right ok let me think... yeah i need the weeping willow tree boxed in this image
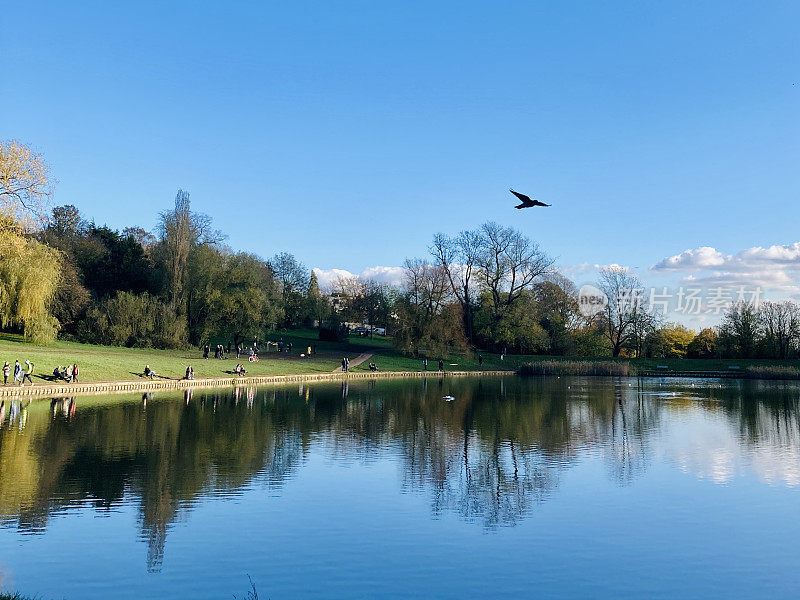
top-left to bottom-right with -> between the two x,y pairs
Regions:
0,215 -> 62,342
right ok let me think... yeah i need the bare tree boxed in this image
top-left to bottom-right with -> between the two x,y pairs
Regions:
718,301 -> 761,358
596,267 -> 650,357
123,226 -> 156,250
270,252 -> 309,302
404,258 -> 451,319
476,221 -> 554,342
760,301 -> 800,359
430,229 -> 482,343
332,274 -> 367,323
394,258 -> 460,356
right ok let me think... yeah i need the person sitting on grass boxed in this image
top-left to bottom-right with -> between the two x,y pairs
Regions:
184,365 -> 194,380
144,365 -> 157,379
54,365 -> 71,382
234,364 -> 247,376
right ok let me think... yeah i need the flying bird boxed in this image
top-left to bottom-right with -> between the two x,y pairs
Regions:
510,189 -> 550,209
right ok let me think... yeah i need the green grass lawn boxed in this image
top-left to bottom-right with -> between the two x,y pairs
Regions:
2,329 -> 798,385
352,351 -> 530,373
0,331 -> 345,384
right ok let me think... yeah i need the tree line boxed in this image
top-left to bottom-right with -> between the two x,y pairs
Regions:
2,140 -> 796,359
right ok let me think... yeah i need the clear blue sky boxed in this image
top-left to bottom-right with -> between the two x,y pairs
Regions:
3,1 -> 799,290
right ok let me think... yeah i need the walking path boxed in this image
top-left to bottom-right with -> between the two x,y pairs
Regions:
332,352 -> 374,373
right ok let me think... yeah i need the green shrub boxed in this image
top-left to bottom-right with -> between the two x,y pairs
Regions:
76,291 -> 186,348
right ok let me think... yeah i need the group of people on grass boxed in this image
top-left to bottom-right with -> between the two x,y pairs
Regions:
2,360 -> 37,386
203,341 -> 266,362
144,363 -> 250,380
2,360 -> 81,387
53,363 -> 80,382
203,343 -> 231,360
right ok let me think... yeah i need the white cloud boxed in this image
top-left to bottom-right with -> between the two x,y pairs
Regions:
734,242 -> 800,266
359,266 -> 406,286
651,241 -> 800,297
651,247 -> 726,271
313,266 -> 406,291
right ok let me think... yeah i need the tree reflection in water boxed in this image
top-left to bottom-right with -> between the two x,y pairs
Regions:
0,376 -> 798,570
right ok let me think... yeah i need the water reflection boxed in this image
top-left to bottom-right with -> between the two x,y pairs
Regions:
0,376 -> 798,571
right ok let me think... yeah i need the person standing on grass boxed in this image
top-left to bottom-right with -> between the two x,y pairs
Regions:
13,360 -> 23,385
438,359 -> 444,372
422,358 -> 428,371
72,363 -> 79,383
22,360 -> 35,386
478,354 -> 483,367
203,344 -> 210,359
3,361 -> 9,385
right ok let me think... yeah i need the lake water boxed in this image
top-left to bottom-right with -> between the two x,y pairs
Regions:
0,376 -> 799,599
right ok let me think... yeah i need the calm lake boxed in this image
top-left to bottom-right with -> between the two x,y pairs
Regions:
1,376 -> 798,599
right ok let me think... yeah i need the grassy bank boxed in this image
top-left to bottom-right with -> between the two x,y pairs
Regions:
518,356 -> 800,379
3,330 -> 800,386
0,330 -> 518,385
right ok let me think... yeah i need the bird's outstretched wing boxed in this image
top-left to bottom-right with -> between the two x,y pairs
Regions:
531,200 -> 550,207
509,189 -> 532,203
